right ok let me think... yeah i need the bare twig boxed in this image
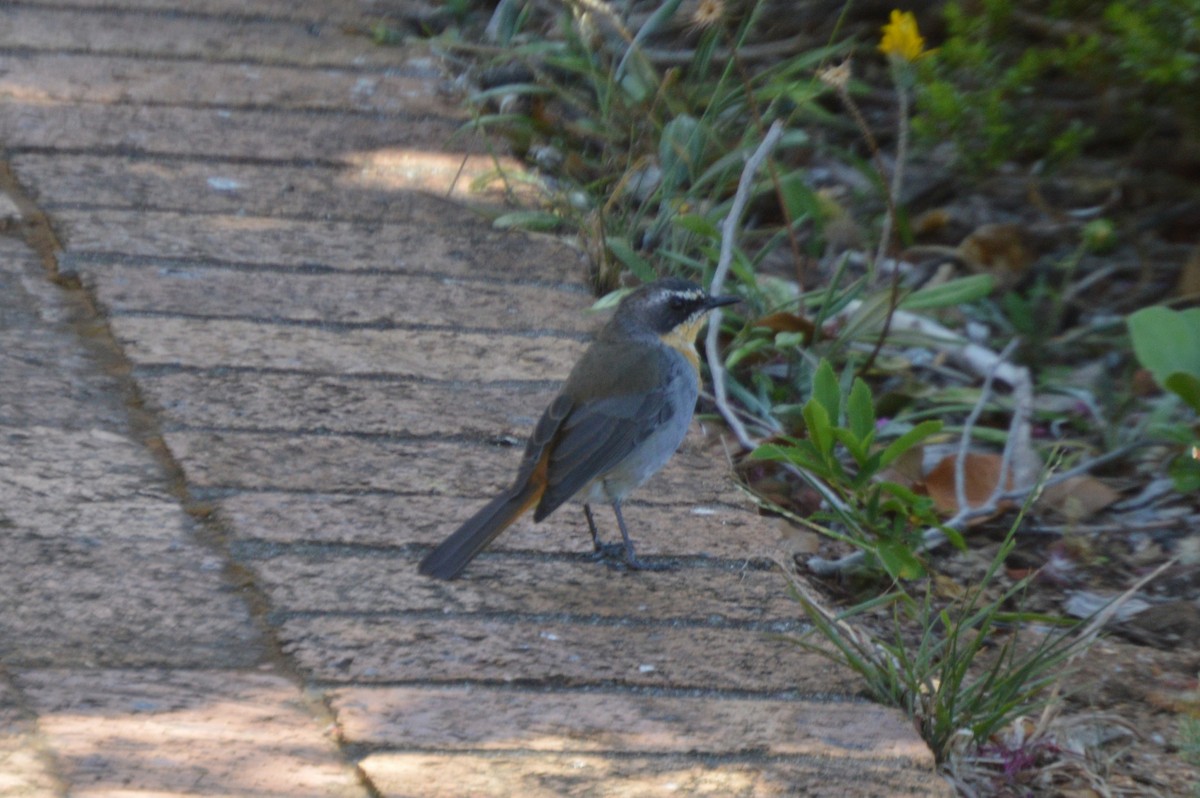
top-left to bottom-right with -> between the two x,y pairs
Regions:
705,119 -> 786,452
873,67 -> 909,271
955,339 -> 1021,514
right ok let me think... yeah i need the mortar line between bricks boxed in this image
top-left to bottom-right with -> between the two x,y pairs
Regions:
188,484 -> 750,513
107,308 -> 592,340
6,91 -> 459,121
46,201 -> 510,227
131,362 -> 563,390
162,423 -> 528,444
66,251 -> 591,292
270,607 -> 806,634
0,45 -> 433,75
0,153 -> 386,796
341,745 -> 905,766
0,42 -> 440,77
8,0 -> 369,26
228,538 -> 766,562
10,145 -> 350,168
311,679 -> 863,704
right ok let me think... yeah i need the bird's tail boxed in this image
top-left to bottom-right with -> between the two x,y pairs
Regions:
417,481 -> 543,580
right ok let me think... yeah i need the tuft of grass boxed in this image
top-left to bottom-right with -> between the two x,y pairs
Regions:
777,505 -> 1085,766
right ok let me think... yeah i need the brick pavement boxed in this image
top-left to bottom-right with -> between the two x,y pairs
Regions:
0,2 -> 949,794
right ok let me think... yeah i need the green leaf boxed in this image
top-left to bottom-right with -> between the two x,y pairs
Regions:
724,337 -> 771,370
832,426 -> 870,467
878,420 -> 943,468
802,398 -> 834,462
1127,306 -> 1200,388
492,211 -> 562,232
940,524 -> 967,551
1165,372 -> 1200,414
750,440 -> 826,474
811,360 -> 841,427
748,442 -> 793,462
777,171 -> 821,222
468,83 -> 554,105
1168,453 -> 1200,493
774,331 -> 807,349
660,114 -> 704,185
672,213 -> 720,239
590,287 -> 630,312
900,274 -> 996,310
847,379 -> 876,443
606,238 -> 657,283
876,539 -> 925,580
877,480 -> 924,507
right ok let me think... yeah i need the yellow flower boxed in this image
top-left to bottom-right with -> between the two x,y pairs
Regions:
878,10 -> 925,62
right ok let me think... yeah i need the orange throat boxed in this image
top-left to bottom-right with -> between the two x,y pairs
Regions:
660,314 -> 710,378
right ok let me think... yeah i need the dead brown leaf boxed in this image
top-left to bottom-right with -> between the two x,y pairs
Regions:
923,451 -> 1014,520
957,223 -> 1032,289
1040,475 -> 1121,522
754,310 -> 814,338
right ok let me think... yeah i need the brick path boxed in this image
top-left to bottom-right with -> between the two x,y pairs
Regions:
0,2 -> 948,795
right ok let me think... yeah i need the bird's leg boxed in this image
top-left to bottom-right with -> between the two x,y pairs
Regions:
583,503 -> 603,552
611,502 -> 673,572
583,503 -> 626,560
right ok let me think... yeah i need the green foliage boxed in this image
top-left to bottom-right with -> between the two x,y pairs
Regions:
751,360 -> 954,580
912,0 -> 1200,171
1128,306 -> 1200,491
457,0 -> 846,298
1128,306 -> 1200,412
1103,0 -> 1200,85
784,516 -> 1085,762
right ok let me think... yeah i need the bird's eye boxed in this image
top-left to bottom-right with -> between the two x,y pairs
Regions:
668,295 -> 687,310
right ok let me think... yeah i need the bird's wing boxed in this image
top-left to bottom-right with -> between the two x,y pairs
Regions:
533,381 -> 675,519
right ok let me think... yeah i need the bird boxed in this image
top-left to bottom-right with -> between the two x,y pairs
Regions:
418,277 -> 739,580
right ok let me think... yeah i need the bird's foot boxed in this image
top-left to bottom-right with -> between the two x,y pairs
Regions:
591,542 -> 674,572
591,541 -> 628,561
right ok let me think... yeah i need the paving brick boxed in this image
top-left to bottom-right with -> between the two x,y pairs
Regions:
0,5 -> 400,67
89,261 -> 594,333
216,490 -> 775,560
0,102 -> 474,161
0,423 -> 171,502
0,425 -> 260,668
0,676 -> 58,797
330,685 -> 933,763
137,371 -> 559,438
0,528 -> 260,668
111,317 -> 585,380
357,751 -> 949,798
0,242 -> 128,430
161,431 -> 744,508
16,669 -> 367,797
13,154 -> 526,219
0,331 -> 128,430
14,0 -> 378,20
56,210 -> 583,282
249,552 -> 797,621
279,614 -> 850,693
0,53 -> 446,112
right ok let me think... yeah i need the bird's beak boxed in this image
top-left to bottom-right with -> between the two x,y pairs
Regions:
705,293 -> 740,310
